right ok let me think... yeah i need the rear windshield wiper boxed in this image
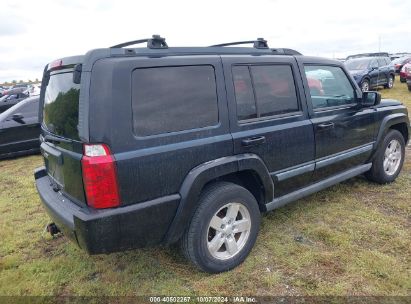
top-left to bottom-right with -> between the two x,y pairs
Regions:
43,134 -> 72,144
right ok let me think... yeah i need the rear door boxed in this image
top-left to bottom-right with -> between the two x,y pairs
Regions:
40,64 -> 87,206
223,56 -> 315,198
377,58 -> 388,84
298,60 -> 376,182
368,58 -> 380,87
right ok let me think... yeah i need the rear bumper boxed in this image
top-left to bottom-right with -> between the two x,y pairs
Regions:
35,167 -> 180,254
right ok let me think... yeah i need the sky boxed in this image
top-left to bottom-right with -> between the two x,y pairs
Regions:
1,0 -> 410,83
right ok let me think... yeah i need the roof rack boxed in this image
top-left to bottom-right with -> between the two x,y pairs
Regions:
210,38 -> 269,49
111,35 -> 168,49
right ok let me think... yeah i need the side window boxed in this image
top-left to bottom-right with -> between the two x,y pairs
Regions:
377,58 -> 386,67
232,64 -> 299,121
6,100 -> 39,121
232,66 -> 257,120
304,65 -> 356,109
132,65 -> 218,136
20,100 -> 39,117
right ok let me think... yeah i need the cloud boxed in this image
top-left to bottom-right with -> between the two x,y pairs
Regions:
0,0 -> 411,82
0,18 -> 27,36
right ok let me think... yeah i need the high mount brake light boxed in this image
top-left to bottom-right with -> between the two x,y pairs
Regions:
81,144 -> 120,209
49,59 -> 63,70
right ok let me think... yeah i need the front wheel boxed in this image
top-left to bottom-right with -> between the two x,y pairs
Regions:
365,130 -> 405,184
180,182 -> 261,273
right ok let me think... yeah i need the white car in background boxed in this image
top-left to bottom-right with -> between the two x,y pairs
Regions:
25,84 -> 41,96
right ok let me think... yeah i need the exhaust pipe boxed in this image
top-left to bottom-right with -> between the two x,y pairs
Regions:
46,223 -> 61,236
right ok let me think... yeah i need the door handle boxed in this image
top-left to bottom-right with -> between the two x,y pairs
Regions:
317,122 -> 334,130
241,136 -> 266,147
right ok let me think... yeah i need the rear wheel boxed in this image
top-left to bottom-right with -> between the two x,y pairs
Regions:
361,79 -> 370,92
384,75 -> 394,89
180,182 -> 261,273
365,130 -> 405,184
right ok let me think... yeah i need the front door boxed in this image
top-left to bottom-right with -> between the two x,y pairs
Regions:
223,56 -> 315,198
0,98 -> 39,155
300,62 -> 376,182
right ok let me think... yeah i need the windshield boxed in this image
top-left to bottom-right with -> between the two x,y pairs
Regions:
43,72 -> 80,140
345,58 -> 371,70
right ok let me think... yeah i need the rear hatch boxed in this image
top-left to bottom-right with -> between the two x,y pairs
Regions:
40,58 -> 87,206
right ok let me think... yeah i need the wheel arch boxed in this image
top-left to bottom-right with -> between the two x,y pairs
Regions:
375,114 -> 410,150
163,154 -> 273,244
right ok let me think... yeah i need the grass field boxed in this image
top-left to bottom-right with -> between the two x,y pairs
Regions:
0,82 -> 410,296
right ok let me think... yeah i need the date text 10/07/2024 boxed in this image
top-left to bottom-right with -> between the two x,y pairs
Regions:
149,296 -> 257,303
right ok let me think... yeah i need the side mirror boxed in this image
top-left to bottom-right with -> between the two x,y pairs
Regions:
361,91 -> 381,107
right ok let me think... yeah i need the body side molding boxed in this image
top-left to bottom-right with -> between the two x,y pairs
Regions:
266,163 -> 372,211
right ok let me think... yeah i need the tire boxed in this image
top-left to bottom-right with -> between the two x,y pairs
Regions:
365,129 -> 405,184
384,75 -> 394,89
408,84 -> 411,91
361,79 -> 370,92
180,182 -> 261,273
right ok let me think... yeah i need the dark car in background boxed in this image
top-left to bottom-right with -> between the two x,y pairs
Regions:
0,92 -> 29,113
0,96 -> 40,159
345,57 -> 395,91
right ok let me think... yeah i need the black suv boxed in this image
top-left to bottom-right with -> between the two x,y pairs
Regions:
35,36 -> 410,273
344,56 -> 395,92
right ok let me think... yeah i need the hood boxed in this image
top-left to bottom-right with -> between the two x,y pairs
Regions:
376,99 -> 402,108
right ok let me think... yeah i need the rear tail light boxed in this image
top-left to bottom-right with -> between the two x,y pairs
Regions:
81,144 -> 120,209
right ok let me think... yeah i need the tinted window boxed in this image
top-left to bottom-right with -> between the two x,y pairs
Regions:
20,99 -> 39,117
378,58 -> 386,67
304,65 -> 356,109
251,65 -> 299,117
43,72 -> 80,140
345,58 -> 371,70
232,65 -> 299,121
232,66 -> 257,120
132,65 -> 218,136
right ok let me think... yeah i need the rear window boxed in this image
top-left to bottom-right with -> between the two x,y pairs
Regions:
132,65 -> 218,136
43,72 -> 80,140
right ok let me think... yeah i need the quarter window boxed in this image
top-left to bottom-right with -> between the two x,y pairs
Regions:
132,65 -> 218,136
232,65 -> 299,121
304,65 -> 356,109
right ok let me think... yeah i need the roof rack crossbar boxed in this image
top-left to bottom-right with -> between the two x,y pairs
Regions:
210,38 -> 269,49
110,35 -> 168,49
